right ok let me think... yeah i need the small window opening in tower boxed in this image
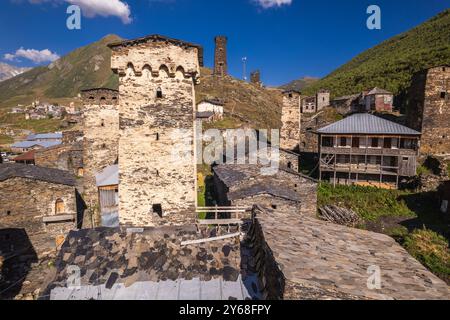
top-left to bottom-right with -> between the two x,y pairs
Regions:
287,162 -> 292,169
156,87 -> 163,99
101,120 -> 105,127
156,133 -> 160,141
289,93 -> 293,98
440,91 -> 446,99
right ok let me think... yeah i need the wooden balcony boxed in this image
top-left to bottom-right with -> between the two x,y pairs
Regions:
320,146 -> 417,157
320,163 -> 400,176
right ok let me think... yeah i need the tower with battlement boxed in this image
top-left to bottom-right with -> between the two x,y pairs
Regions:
250,70 -> 262,87
109,35 -> 201,226
214,36 -> 228,77
316,89 -> 330,111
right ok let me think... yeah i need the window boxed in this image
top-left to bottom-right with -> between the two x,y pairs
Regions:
443,67 -> 446,72
271,204 -> 278,210
156,87 -> 163,99
289,93 -> 293,98
352,137 -> 360,148
287,162 -> 292,169
156,133 -> 160,141
6,211 -> 11,216
101,120 -> 105,127
383,138 -> 392,149
55,199 -> 64,215
440,92 -> 446,99
101,143 -> 106,149
339,137 -> 347,147
152,204 -> 163,218
371,138 -> 379,148
322,137 -> 333,147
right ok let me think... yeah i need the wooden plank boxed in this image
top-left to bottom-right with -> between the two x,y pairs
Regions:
181,232 -> 242,246
43,214 -> 75,223
196,219 -> 243,225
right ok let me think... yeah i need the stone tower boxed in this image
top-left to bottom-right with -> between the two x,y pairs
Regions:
250,70 -> 262,87
406,66 -> 450,157
108,35 -> 201,227
214,36 -> 228,77
316,89 -> 330,112
81,88 -> 119,225
280,90 -> 302,151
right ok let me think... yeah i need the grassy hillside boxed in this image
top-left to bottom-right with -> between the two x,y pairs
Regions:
0,34 -> 121,109
197,67 -> 283,129
279,76 -> 319,92
301,9 -> 450,101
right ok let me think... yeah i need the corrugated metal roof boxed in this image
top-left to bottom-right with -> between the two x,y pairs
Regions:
96,165 -> 119,187
11,140 -> 62,148
317,113 -> 421,135
27,133 -> 63,140
50,276 -> 255,300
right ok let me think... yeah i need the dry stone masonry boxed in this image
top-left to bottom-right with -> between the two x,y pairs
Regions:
407,66 -> 450,158
81,88 -> 120,225
214,36 -> 228,77
109,35 -> 202,226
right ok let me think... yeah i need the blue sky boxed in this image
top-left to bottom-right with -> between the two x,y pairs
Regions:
0,0 -> 448,85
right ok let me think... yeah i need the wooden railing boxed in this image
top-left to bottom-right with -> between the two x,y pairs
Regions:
195,206 -> 251,235
320,146 -> 417,156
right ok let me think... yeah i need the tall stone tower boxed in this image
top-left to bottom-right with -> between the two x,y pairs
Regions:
316,89 -> 330,112
250,70 -> 262,87
279,90 -> 301,172
214,36 -> 228,77
109,35 -> 201,227
81,88 -> 119,226
406,66 -> 450,157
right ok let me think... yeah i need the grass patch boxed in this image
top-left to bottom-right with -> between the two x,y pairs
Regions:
417,165 -> 432,176
0,113 -> 63,133
318,182 -> 416,221
0,134 -> 13,145
404,229 -> 450,284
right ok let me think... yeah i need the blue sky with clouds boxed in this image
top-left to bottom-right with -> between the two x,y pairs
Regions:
0,0 -> 448,85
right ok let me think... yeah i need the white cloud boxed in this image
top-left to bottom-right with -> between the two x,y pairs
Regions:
4,48 -> 60,63
254,0 -> 292,9
66,0 -> 132,24
13,0 -> 132,24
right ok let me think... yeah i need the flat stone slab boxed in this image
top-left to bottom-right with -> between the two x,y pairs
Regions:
256,210 -> 450,300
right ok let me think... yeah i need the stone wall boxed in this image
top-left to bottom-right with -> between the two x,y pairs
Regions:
316,90 -> 330,111
280,91 -> 301,151
279,149 -> 299,172
0,178 -> 76,254
62,130 -> 83,144
81,88 -> 119,225
245,206 -> 450,300
110,37 -> 200,226
35,143 -> 83,177
407,66 -> 450,157
214,36 -> 228,77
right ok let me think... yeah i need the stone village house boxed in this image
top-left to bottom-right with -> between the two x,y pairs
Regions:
0,164 -> 78,255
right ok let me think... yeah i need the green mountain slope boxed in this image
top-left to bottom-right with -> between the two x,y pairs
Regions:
301,9 -> 450,101
279,76 -> 319,92
0,34 -> 121,109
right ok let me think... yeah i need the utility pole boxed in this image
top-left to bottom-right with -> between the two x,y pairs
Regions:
242,57 -> 247,81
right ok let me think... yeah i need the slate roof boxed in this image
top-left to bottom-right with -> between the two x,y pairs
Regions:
44,226 -> 259,300
198,98 -> 225,106
196,111 -> 214,119
0,163 -> 75,186
96,165 -> 119,187
11,140 -> 62,149
316,113 -> 421,136
228,183 -> 301,202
